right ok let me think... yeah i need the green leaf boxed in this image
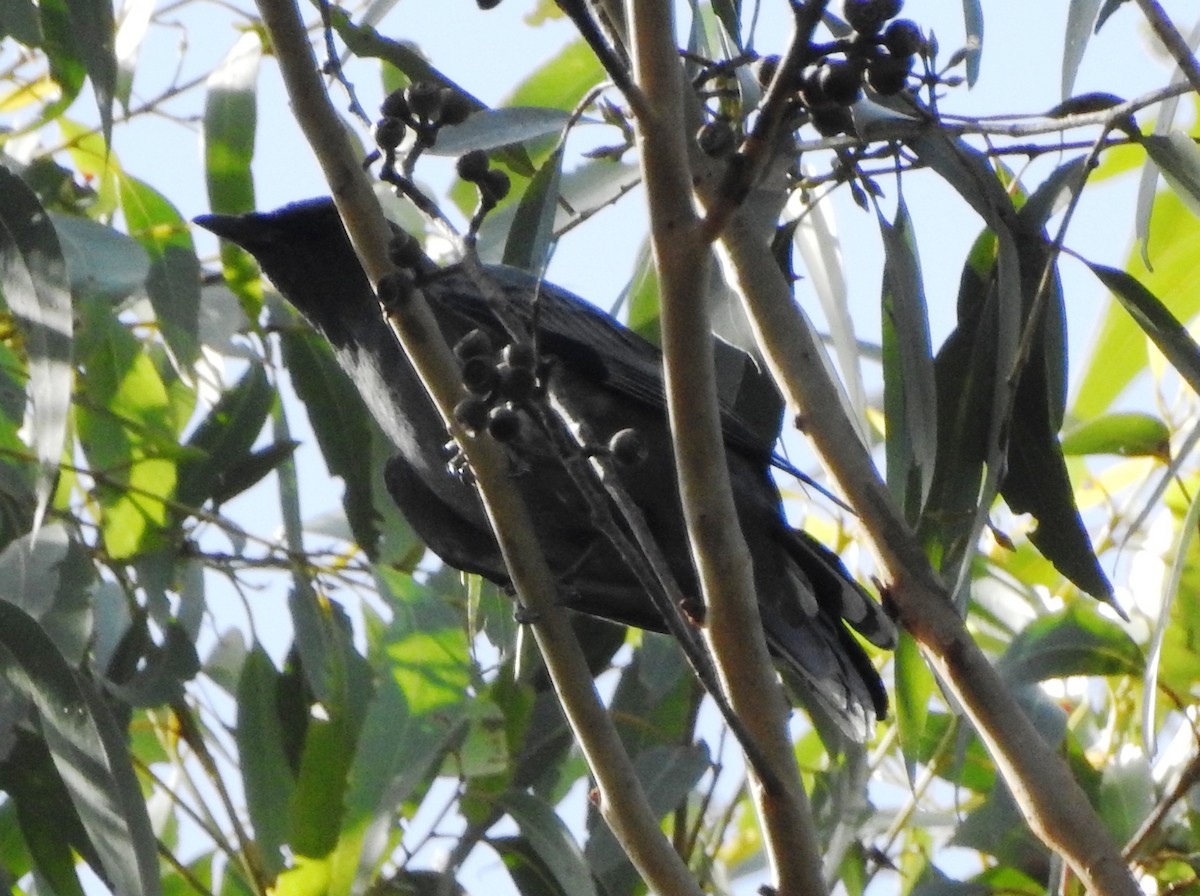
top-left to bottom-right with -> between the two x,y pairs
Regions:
286,593 -> 374,859
1073,190 -> 1200,416
237,648 -> 296,877
998,603 -> 1143,684
281,328 -> 387,557
0,601 -> 161,896
1097,758 -> 1154,845
325,572 -> 470,896
894,630 -> 935,778
586,744 -> 709,893
0,730 -> 91,896
50,213 -> 150,303
432,108 -> 576,157
879,197 -> 936,518
1061,412 -> 1170,459
0,168 -> 73,528
204,32 -> 261,216
0,524 -> 94,663
503,146 -> 564,272
492,835 -> 576,896
37,0 -> 88,131
501,791 -> 598,896
119,176 -> 202,370
1083,258 -> 1200,400
63,0 -> 116,143
76,302 -> 178,559
1142,132 -> 1200,218
175,364 -> 274,511
507,37 -> 606,113
0,0 -> 42,45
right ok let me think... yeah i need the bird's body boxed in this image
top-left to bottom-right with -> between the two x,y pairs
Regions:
197,198 -> 893,739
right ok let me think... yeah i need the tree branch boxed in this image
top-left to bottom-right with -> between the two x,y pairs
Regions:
626,2 -> 827,895
699,148 -> 1141,896
250,1 -> 703,893
1133,0 -> 1200,96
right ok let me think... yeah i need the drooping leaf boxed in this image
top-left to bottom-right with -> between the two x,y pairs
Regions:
1061,0 -> 1104,99
286,592 -> 375,860
960,0 -> 984,87
62,0 -> 116,142
281,328 -> 385,556
75,301 -> 178,559
236,647 -> 297,878
998,603 -> 1143,683
501,790 -> 599,896
1141,131 -> 1200,218
879,196 -> 936,518
175,364 -> 274,511
0,601 -> 161,896
325,570 -> 470,896
119,176 -> 202,370
795,186 -> 867,425
0,168 -> 72,530
894,630 -> 936,778
0,729 -> 93,896
1083,258 -> 1200,400
504,146 -> 564,273
204,31 -> 261,216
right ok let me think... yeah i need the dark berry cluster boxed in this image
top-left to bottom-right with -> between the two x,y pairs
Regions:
456,149 -> 511,209
375,80 -> 473,154
451,330 -> 538,443
754,0 -> 925,137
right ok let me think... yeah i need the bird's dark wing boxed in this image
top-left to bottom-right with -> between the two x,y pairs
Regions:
195,197 -> 894,741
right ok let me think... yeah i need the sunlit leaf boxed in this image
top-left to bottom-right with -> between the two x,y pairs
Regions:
1061,412 -> 1170,459
204,31 -> 261,216
0,169 -> 72,531
119,176 -> 201,370
998,603 -> 1142,683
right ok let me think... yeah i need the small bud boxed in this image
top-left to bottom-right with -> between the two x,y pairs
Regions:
487,403 -> 521,442
456,149 -> 491,183
376,269 -> 414,311
388,230 -> 426,270
501,342 -> 536,371
439,89 -> 472,126
608,429 -> 647,468
380,88 -> 409,120
882,19 -> 924,58
453,329 -> 494,361
866,52 -> 911,95
696,119 -> 736,157
496,361 -> 536,402
373,117 -> 406,151
405,80 -> 444,122
751,54 -> 780,89
454,396 -> 490,435
461,356 -> 498,396
480,169 -> 511,204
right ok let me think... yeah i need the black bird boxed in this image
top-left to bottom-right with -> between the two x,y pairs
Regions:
196,198 -> 893,739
